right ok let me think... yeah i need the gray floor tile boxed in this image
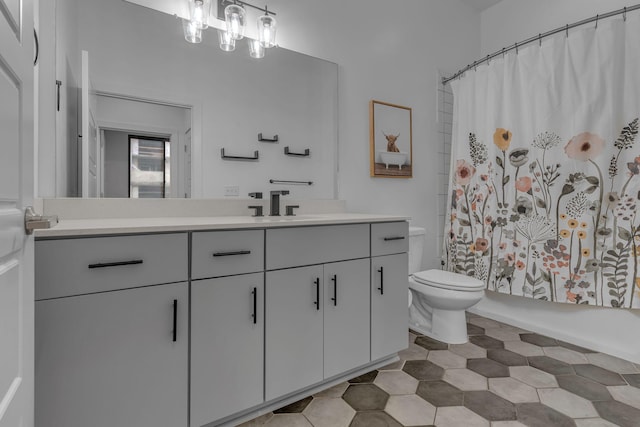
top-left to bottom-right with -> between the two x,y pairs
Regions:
349,411 -> 402,427
468,358 -> 511,378
342,384 -> 389,411
623,373 -> 640,388
557,340 -> 598,354
487,349 -> 529,366
415,336 -> 448,351
302,397 -> 355,427
384,394 -> 436,426
469,335 -> 506,349
537,388 -> 599,418
573,364 -> 627,386
488,377 -> 539,403
515,402 -> 577,427
403,360 -> 445,381
416,380 -> 464,407
434,406 -> 490,427
463,390 -> 517,421
373,370 -> 419,395
348,370 -> 378,384
449,342 -> 487,359
543,346 -> 589,365
528,356 -> 575,376
593,400 -> 640,427
607,385 -> 640,410
274,396 -> 313,413
467,323 -> 486,335
556,374 -> 612,402
520,333 -> 558,347
427,350 -> 467,369
586,353 -> 639,374
443,368 -> 488,391
264,413 -> 313,426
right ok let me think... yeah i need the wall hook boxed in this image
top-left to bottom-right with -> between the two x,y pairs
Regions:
473,60 -> 477,71
595,14 -> 599,28
539,33 -> 542,46
566,24 -> 569,37
486,54 -> 490,65
502,47 -> 505,58
624,7 -> 627,22
515,42 -> 518,55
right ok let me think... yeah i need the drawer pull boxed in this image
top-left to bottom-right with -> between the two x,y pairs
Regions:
172,299 -> 178,342
88,259 -> 143,269
251,287 -> 257,324
377,267 -> 384,295
314,278 -> 320,311
331,274 -> 337,306
212,250 -> 251,257
384,236 -> 405,241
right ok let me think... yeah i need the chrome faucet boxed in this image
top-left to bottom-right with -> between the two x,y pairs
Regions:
270,190 -> 289,216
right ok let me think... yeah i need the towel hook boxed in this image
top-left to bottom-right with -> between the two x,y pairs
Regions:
624,7 -> 627,22
502,47 -> 506,58
539,33 -> 542,46
595,14 -> 599,29
486,54 -> 490,65
473,60 -> 477,71
565,24 -> 569,37
515,42 -> 518,55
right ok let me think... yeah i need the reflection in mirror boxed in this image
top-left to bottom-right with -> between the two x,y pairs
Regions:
44,0 -> 338,199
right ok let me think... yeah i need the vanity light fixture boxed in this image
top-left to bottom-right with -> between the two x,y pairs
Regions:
183,19 -> 203,43
257,7 -> 276,48
218,29 -> 236,51
189,0 -> 212,29
248,38 -> 265,58
224,2 -> 246,40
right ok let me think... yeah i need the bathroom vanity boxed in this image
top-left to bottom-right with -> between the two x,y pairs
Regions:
34,213 -> 409,427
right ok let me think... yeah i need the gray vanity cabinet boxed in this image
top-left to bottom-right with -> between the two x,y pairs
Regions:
34,233 -> 189,427
190,273 -> 264,427
265,258 -> 371,400
371,252 -> 409,361
35,282 -> 189,427
265,265 -> 325,400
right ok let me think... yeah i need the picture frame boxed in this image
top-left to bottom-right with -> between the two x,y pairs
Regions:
369,100 -> 413,178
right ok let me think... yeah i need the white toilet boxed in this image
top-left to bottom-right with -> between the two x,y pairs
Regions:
408,227 -> 485,344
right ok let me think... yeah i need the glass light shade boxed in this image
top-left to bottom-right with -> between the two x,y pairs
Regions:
248,38 -> 265,59
189,0 -> 211,29
182,19 -> 202,43
218,30 -> 236,52
224,4 -> 246,40
257,14 -> 277,48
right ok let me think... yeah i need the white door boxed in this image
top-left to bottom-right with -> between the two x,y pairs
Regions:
0,0 -> 35,426
80,50 -> 98,197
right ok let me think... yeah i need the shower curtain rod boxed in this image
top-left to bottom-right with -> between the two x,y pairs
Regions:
442,3 -> 640,85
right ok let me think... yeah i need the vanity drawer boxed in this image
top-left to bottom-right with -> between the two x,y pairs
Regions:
191,230 -> 264,279
371,222 -> 409,256
35,233 -> 188,300
266,224 -> 369,270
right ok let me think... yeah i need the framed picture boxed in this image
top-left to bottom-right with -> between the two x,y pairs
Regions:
369,100 -> 413,178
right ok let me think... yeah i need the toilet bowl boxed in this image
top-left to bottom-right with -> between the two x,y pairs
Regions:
408,227 -> 485,344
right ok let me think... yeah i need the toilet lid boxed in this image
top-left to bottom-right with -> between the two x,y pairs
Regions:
412,269 -> 485,291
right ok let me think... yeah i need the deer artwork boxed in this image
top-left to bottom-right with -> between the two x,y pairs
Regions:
383,132 -> 400,152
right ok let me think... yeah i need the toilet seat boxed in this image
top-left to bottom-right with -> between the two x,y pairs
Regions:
412,269 -> 484,292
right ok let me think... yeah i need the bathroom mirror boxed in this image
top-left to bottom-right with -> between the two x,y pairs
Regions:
45,0 -> 338,199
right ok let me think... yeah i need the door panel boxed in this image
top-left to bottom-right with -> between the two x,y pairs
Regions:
265,266 -> 323,401
0,0 -> 34,425
323,259 -> 370,378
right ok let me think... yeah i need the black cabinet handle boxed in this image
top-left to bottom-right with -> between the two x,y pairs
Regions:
377,267 -> 384,295
172,299 -> 178,342
314,278 -> 320,310
88,259 -> 143,269
384,236 -> 406,241
331,274 -> 337,306
251,287 -> 257,324
213,250 -> 251,257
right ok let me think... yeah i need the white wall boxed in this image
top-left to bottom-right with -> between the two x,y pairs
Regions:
102,130 -> 129,198
269,0 -> 482,269
477,0 -> 640,363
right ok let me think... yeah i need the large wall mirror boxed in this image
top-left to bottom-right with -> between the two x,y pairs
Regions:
41,0 -> 338,199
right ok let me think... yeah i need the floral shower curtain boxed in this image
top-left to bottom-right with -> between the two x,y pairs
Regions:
445,13 -> 640,309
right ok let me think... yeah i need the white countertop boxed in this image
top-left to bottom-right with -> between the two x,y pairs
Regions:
34,213 -> 410,238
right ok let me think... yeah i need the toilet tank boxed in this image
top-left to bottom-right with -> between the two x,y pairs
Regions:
408,227 -> 426,274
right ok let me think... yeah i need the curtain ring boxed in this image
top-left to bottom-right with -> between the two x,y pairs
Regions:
595,14 -> 599,29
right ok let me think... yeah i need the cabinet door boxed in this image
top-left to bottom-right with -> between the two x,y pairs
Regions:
35,282 -> 188,427
371,253 -> 409,360
191,273 -> 264,426
265,265 -> 324,400
323,259 -> 371,378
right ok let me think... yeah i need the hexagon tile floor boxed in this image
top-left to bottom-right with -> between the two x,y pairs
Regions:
240,312 -> 640,427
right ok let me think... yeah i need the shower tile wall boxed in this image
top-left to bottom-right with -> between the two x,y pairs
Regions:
437,73 -> 454,263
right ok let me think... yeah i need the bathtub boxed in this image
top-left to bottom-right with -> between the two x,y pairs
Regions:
378,151 -> 409,170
